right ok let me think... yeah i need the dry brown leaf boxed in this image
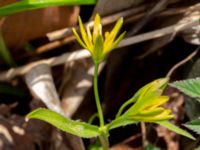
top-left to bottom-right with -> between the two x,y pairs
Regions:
0,0 -> 79,50
60,59 -> 93,118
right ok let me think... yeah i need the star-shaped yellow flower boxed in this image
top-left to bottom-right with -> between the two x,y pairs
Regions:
72,14 -> 126,63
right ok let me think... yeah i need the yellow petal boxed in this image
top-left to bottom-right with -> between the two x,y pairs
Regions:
132,109 -> 174,122
147,96 -> 170,109
104,17 -> 123,49
104,31 -> 126,54
78,16 -> 93,52
93,14 -> 102,44
139,107 -> 164,115
105,32 -> 109,38
72,28 -> 87,49
86,25 -> 92,44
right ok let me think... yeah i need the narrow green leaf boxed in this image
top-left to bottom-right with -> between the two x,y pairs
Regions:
156,121 -> 195,140
27,108 -> 100,138
185,119 -> 200,135
170,78 -> 200,102
0,0 -> 96,16
0,32 -> 16,67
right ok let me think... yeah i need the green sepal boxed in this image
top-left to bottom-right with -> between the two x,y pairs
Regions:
93,35 -> 104,63
26,108 -> 100,138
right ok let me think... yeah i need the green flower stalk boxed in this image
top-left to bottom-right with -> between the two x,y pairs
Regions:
72,13 -> 126,126
72,14 -> 126,149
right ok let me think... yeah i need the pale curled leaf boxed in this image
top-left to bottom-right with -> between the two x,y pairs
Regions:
27,108 -> 100,138
170,78 -> 200,102
156,121 -> 195,140
185,119 -> 200,135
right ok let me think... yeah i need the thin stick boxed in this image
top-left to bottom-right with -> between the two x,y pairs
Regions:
127,0 -> 168,36
0,19 -> 198,81
117,19 -> 199,48
141,122 -> 147,148
0,49 -> 90,81
47,5 -> 146,41
166,47 -> 200,78
37,6 -> 196,54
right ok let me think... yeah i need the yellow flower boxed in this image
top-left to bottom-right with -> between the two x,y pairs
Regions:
72,14 -> 126,63
124,78 -> 174,122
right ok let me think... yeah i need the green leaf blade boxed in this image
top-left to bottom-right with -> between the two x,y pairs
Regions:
27,108 -> 100,138
185,119 -> 200,135
156,121 -> 195,140
0,0 -> 96,16
170,78 -> 200,102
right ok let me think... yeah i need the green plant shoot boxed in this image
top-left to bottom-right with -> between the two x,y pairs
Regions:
27,14 -> 195,150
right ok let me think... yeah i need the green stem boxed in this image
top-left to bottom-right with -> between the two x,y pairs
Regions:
93,62 -> 109,150
93,62 -> 104,127
99,134 -> 109,150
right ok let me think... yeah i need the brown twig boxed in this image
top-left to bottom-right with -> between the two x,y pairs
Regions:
166,47 -> 200,78
37,6 -> 194,54
127,0 -> 169,36
0,16 -> 198,81
117,19 -> 199,48
141,122 -> 147,148
47,5 -> 146,41
0,49 -> 90,81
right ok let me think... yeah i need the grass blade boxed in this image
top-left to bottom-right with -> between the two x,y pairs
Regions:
0,0 -> 97,16
0,32 -> 16,67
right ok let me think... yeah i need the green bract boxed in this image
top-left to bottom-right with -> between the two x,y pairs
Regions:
72,14 -> 126,63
